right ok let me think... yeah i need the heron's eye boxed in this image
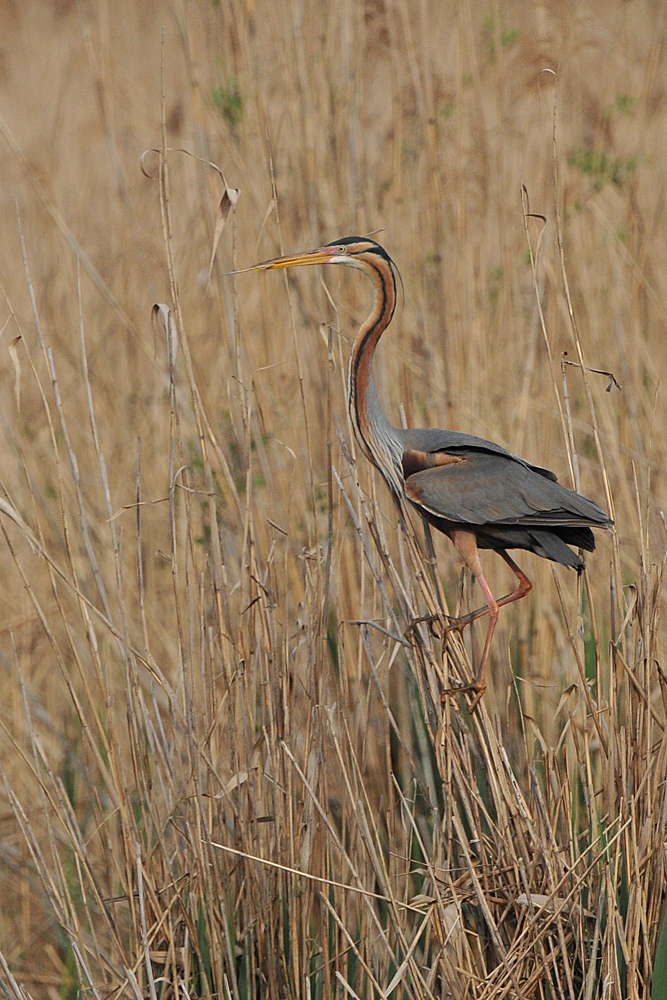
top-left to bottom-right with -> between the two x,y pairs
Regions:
337,245 -> 347,254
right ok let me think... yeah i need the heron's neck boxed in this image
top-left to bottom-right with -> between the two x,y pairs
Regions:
348,260 -> 403,492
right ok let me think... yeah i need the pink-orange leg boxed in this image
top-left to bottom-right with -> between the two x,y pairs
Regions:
406,553 -> 532,638
455,551 -> 532,630
433,533 -> 533,711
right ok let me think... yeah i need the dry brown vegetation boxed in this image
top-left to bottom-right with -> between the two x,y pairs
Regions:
0,1 -> 666,997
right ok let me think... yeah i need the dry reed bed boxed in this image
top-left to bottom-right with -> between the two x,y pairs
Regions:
0,2 -> 666,998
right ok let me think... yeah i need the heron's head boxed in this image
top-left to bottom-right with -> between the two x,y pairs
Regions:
250,236 -> 394,274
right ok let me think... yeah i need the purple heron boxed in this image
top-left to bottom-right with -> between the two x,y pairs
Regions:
250,237 -> 612,708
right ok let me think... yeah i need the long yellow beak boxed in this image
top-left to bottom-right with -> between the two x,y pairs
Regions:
227,246 -> 333,276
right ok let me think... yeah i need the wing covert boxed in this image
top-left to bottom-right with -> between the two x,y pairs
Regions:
403,451 -> 609,527
400,428 -> 558,481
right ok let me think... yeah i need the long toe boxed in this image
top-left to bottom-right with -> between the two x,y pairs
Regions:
468,680 -> 487,712
404,614 -> 435,639
445,616 -> 470,635
441,681 -> 487,711
406,612 -> 473,640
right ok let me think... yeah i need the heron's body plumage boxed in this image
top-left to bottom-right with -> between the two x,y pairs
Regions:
396,428 -> 609,570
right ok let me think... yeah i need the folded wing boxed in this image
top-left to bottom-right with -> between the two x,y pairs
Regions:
403,451 -> 610,529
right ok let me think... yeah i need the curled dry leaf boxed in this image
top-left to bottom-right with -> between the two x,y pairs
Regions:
517,892 -> 595,921
408,893 -> 435,908
8,335 -> 20,413
224,770 -> 249,795
151,303 -> 178,364
208,185 -> 240,283
139,145 -> 240,284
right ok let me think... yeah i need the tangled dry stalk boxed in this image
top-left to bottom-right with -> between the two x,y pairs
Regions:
0,2 -> 666,998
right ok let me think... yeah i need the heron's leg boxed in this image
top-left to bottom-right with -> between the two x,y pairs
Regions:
448,548 -> 533,710
446,532 -> 498,709
454,550 -> 532,628
433,531 -> 498,709
408,549 -> 532,638
467,569 -> 500,710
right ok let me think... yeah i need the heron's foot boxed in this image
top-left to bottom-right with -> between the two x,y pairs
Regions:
441,678 -> 487,713
404,612 -> 470,641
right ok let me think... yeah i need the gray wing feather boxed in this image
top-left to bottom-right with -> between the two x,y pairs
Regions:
400,427 -> 559,481
405,452 -> 610,527
529,530 -> 586,567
